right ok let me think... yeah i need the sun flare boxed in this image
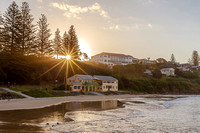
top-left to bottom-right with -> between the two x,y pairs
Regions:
65,55 -> 71,60
79,38 -> 91,57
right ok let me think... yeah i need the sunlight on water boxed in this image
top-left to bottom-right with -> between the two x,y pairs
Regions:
1,96 -> 200,132
52,96 -> 200,133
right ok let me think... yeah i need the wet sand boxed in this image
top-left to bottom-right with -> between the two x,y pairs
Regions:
0,94 -> 135,111
0,100 -> 123,133
0,95 -> 196,133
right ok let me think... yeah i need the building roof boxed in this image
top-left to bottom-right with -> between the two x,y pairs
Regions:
75,74 -> 93,80
93,75 -> 117,81
92,52 -> 134,58
161,68 -> 175,71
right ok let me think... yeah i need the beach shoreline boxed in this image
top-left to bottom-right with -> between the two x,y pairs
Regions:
0,94 -> 191,111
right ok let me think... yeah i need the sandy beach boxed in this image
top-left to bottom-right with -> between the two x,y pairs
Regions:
0,94 -> 135,111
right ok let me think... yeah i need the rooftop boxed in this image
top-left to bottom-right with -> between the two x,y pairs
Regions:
161,68 -> 175,70
72,74 -> 118,81
75,74 -> 93,80
92,52 -> 134,58
93,75 -> 117,81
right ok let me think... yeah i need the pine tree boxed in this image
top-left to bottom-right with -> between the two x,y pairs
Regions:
68,25 -> 80,59
83,52 -> 89,60
62,31 -> 69,56
0,13 -> 9,53
19,2 -> 36,55
36,14 -> 52,57
54,28 -> 62,59
3,1 -> 22,54
192,50 -> 199,66
170,53 -> 176,63
0,12 -> 4,51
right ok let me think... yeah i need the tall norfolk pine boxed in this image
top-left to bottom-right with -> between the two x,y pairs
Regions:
36,14 -> 52,57
54,28 -> 62,59
3,1 -> 21,54
192,50 -> 199,66
20,2 -> 36,55
61,25 -> 81,60
67,25 -> 80,59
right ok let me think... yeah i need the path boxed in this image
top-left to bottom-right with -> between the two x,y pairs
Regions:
0,87 -> 34,99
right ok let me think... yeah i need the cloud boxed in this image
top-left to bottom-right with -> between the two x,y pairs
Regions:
37,0 -> 43,3
109,25 -> 119,30
148,24 -> 153,29
51,2 -> 109,19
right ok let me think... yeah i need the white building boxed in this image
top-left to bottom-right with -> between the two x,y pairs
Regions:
93,75 -> 118,92
67,74 -> 118,92
91,52 -> 138,67
144,69 -> 153,76
160,68 -> 175,76
177,63 -> 191,72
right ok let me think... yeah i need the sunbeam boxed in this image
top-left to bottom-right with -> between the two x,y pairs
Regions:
71,59 -> 88,75
37,59 -> 65,79
69,60 -> 75,75
65,60 -> 69,92
55,60 -> 66,80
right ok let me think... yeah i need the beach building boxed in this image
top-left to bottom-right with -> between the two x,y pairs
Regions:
160,68 -> 175,76
93,75 -> 118,92
67,75 -> 98,92
67,74 -> 118,92
90,52 -> 138,67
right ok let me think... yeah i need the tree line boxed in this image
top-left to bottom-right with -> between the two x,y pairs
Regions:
169,51 -> 199,66
0,1 -> 88,59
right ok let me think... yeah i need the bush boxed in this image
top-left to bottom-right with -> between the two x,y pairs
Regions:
23,89 -> 53,98
152,69 -> 162,79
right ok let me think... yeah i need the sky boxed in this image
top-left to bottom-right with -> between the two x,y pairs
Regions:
1,0 -> 200,63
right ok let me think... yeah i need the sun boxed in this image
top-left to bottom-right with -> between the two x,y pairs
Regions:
65,55 -> 71,60
79,38 -> 91,57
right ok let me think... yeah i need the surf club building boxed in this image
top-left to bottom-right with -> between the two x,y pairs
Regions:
90,52 -> 138,68
67,74 -> 118,92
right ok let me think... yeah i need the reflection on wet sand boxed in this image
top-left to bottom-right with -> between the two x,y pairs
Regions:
0,100 -> 122,133
65,100 -> 120,111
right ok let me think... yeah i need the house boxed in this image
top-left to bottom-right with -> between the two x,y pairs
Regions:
160,68 -> 175,76
67,74 -> 118,92
177,63 -> 191,71
67,75 -> 98,92
191,66 -> 200,71
144,69 -> 153,76
139,59 -> 156,65
90,52 -> 138,68
93,75 -> 118,92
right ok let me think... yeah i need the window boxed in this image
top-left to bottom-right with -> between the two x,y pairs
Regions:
78,86 -> 80,89
82,86 -> 84,90
74,86 -> 77,89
